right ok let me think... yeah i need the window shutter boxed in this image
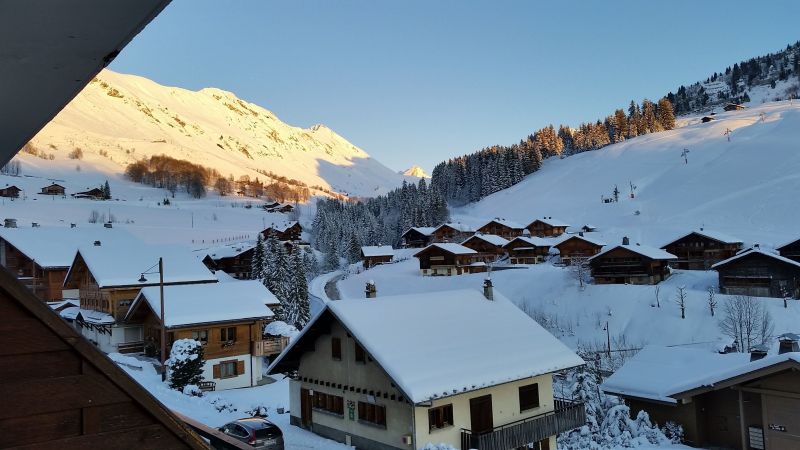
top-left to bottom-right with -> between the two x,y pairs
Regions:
213,364 -> 221,379
236,360 -> 245,375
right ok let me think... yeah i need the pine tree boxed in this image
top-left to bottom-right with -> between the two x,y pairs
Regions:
102,180 -> 111,200
656,97 -> 676,130
166,339 -> 204,391
251,234 -> 266,280
290,247 -> 311,328
274,244 -> 292,305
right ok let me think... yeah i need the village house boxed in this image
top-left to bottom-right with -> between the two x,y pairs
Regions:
504,236 -> 553,264
0,184 -> 21,198
262,221 -> 302,241
264,202 -> 295,214
461,234 -> 509,263
430,222 -> 475,244
660,229 -> 743,270
554,234 -> 606,266
723,103 -> 747,111
199,242 -> 255,280
400,226 -> 436,248
361,245 -> 394,269
72,186 -> 106,200
124,280 -> 279,390
712,247 -> 800,298
62,242 -> 218,354
525,217 -> 570,238
414,243 -> 478,276
39,182 -> 66,195
602,339 -> 800,450
701,116 -> 715,123
267,286 -> 586,450
589,238 -> 676,285
776,237 -> 800,263
476,219 -> 525,240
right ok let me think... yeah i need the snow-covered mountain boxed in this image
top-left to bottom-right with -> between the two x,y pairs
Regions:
401,165 -> 429,178
26,69 -> 406,198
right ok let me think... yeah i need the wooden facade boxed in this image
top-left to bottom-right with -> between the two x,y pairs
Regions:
0,237 -> 68,301
777,238 -> 800,263
723,103 -> 746,111
361,253 -> 393,269
414,245 -> 477,276
40,182 -> 65,195
661,231 -> 742,270
203,247 -> 254,280
73,187 -> 106,200
554,235 -> 604,266
525,219 -> 568,238
431,224 -> 474,244
401,227 -> 434,248
0,267 -> 208,449
461,236 -> 507,263
504,238 -> 551,264
476,220 -> 523,240
262,222 -> 302,241
0,185 -> 21,198
713,250 -> 800,298
590,246 -> 673,285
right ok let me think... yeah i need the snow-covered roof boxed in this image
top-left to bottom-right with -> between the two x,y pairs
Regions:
265,221 -> 299,233
661,229 -> 743,248
0,225 -> 137,269
269,289 -> 583,403
60,307 -> 115,325
68,242 -> 218,288
479,218 -> 525,230
128,280 -> 275,327
590,244 -> 676,261
434,222 -> 475,233
403,226 -> 437,237
505,236 -> 554,248
264,320 -> 299,339
776,237 -> 800,250
361,245 -> 394,258
528,217 -> 570,228
196,241 -> 255,260
555,234 -> 607,248
711,247 -> 800,270
463,234 -> 509,247
414,243 -> 477,256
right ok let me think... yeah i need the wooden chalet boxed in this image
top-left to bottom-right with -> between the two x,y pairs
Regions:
777,237 -> 800,263
554,234 -> 606,266
40,182 -> 65,195
73,187 -> 106,200
199,242 -> 255,280
401,226 -> 436,248
504,236 -> 552,264
0,267 -> 209,449
723,103 -> 746,111
712,248 -> 800,298
461,234 -> 509,263
414,243 -> 478,276
0,184 -> 21,198
660,229 -> 743,270
264,202 -> 294,213
361,245 -> 394,269
476,218 -> 525,240
589,239 -> 676,285
262,221 -> 302,241
430,222 -> 475,243
525,217 -> 570,238
701,116 -> 715,123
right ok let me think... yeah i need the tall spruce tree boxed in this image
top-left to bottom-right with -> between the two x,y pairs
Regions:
102,180 -> 111,200
251,234 -> 266,281
290,247 -> 311,328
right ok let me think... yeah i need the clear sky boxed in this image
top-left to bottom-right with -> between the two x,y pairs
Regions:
111,0 -> 800,172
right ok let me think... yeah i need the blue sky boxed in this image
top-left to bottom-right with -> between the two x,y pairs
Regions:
111,1 -> 800,172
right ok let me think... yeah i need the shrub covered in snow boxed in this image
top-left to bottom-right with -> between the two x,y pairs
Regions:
245,404 -> 270,417
182,384 -> 203,397
208,396 -> 237,413
166,339 -> 204,391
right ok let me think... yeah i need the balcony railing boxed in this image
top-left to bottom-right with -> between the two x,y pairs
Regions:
460,398 -> 585,450
253,336 -> 290,356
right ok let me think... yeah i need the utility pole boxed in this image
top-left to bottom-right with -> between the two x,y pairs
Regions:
603,321 -> 611,358
159,257 -> 166,382
681,148 -> 690,164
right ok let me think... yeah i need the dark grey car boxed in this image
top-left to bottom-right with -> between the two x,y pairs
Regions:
219,418 -> 284,450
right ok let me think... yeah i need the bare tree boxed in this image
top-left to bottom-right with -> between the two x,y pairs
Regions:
707,286 -> 718,317
653,285 -> 661,308
675,286 -> 687,319
570,256 -> 590,289
88,210 -> 100,224
719,295 -> 775,352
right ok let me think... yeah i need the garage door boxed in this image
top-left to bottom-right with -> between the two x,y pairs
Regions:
764,395 -> 800,450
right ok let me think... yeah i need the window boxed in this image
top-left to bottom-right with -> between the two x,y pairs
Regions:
313,392 -> 344,416
358,401 -> 386,427
519,383 -> 540,412
354,342 -> 366,363
221,327 -> 237,342
191,329 -> 209,344
331,337 -> 342,360
428,404 -> 453,431
220,361 -> 238,378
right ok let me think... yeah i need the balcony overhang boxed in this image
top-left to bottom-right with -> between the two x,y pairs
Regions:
0,0 -> 171,166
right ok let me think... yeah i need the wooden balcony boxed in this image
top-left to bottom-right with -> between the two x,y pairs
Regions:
252,336 -> 290,356
460,398 -> 585,450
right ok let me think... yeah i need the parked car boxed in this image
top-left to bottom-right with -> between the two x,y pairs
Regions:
219,418 -> 284,450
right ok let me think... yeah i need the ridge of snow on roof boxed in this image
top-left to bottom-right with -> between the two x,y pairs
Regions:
434,222 -> 475,233
711,247 -> 800,269
464,234 -> 509,247
776,237 -> 800,250
131,280 -> 274,327
195,241 -> 256,260
480,218 -> 524,230
529,217 -> 570,227
505,236 -> 555,248
294,289 -> 583,403
361,245 -> 394,257
265,221 -> 299,233
415,243 -> 477,256
406,226 -> 437,236
661,229 -> 743,248
555,234 -> 607,248
73,242 -> 218,288
0,225 -> 137,268
590,243 -> 676,261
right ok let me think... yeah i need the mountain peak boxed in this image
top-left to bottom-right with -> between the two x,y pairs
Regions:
401,165 -> 429,178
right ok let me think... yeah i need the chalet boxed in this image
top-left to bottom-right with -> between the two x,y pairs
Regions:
40,182 -> 65,195
723,103 -> 746,111
701,116 -> 715,123
361,245 -> 394,269
580,224 -> 597,233
525,217 -> 570,238
414,243 -> 477,276
476,218 -> 525,239
461,234 -> 509,263
660,229 -> 743,270
400,226 -> 436,248
0,184 -> 21,198
554,234 -> 606,266
262,220 -> 302,241
62,242 -> 218,355
712,248 -> 800,298
72,187 -> 106,200
268,287 -> 586,450
124,280 -> 278,390
776,237 -> 800,263
603,341 -> 800,450
264,202 -> 295,213
198,242 -> 255,279
589,239 -> 676,285
430,222 -> 475,244
504,236 -> 553,264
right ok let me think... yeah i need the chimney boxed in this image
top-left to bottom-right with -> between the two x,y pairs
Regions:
483,278 -> 494,301
778,333 -> 800,354
93,240 -> 101,247
365,281 -> 377,299
750,344 -> 769,361
622,236 -> 630,245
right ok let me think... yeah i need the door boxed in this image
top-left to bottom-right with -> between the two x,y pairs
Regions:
470,394 -> 493,434
764,395 -> 800,449
300,388 -> 312,428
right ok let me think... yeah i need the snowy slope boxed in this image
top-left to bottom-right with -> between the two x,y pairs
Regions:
25,69 -> 406,198
401,165 -> 429,178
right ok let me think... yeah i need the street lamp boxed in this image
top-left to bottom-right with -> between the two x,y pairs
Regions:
139,257 -> 166,381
